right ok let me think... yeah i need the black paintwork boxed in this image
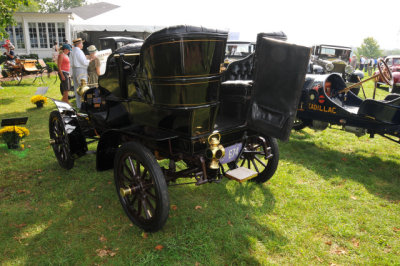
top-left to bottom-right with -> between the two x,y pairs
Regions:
296,73 -> 400,139
52,25 -> 311,169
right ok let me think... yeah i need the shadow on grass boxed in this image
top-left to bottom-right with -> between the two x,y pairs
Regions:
0,98 -> 15,105
1,154 -> 286,264
281,133 -> 400,201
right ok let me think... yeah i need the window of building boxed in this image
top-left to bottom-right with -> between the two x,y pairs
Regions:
14,23 -> 25,49
48,23 -> 57,47
38,23 -> 48,48
28,22 -> 38,48
57,23 -> 65,43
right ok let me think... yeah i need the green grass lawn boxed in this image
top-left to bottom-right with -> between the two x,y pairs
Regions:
0,74 -> 400,265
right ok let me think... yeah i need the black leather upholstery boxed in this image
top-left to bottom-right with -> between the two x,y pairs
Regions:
222,54 -> 254,81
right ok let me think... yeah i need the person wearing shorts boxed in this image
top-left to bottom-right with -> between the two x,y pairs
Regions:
58,44 -> 72,104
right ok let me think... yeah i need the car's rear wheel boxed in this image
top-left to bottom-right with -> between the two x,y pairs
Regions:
228,135 -> 279,183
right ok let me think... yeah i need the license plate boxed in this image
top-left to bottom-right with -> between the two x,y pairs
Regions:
220,143 -> 242,164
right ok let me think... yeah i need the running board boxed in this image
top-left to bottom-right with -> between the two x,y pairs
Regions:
225,167 -> 258,183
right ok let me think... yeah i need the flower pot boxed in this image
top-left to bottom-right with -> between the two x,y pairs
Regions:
6,139 -> 20,149
36,101 -> 44,108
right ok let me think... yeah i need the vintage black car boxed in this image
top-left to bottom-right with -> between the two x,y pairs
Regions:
294,59 -> 400,144
309,44 -> 364,95
48,25 -> 310,231
224,32 -> 287,67
98,36 -> 143,52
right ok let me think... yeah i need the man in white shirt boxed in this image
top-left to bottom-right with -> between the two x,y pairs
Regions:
70,38 -> 90,109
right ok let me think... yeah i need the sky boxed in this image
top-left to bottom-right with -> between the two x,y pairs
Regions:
88,0 -> 400,50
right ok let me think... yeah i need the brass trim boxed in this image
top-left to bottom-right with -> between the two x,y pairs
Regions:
148,39 -> 224,49
151,80 -> 219,86
113,53 -> 140,57
153,73 -> 220,79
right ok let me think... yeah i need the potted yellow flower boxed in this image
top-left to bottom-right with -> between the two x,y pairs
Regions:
0,126 -> 30,149
30,95 -> 47,108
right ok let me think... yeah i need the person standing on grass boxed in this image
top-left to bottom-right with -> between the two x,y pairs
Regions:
70,38 -> 90,109
87,45 -> 101,85
360,56 -> 366,71
350,55 -> 357,70
57,44 -> 72,104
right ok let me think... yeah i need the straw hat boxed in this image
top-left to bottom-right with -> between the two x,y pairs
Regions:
72,38 -> 82,44
87,45 -> 97,53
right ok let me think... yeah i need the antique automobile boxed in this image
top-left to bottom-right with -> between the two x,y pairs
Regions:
309,44 -> 364,95
48,25 -> 310,231
224,31 -> 287,67
374,55 -> 400,93
294,59 -> 400,144
98,36 -> 143,52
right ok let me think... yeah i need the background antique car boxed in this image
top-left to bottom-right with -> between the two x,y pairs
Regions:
375,55 -> 400,93
48,25 -> 310,232
98,36 -> 143,52
294,59 -> 400,145
309,44 -> 364,95
224,31 -> 287,66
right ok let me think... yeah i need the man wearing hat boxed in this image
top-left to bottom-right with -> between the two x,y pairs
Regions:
70,38 -> 90,109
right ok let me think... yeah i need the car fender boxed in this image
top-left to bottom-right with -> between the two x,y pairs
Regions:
392,71 -> 400,84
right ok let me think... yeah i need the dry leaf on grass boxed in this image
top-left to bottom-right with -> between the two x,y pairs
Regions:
96,247 -> 117,257
350,196 -> 357,200
315,256 -> 324,262
330,245 -> 347,255
195,205 -> 202,210
99,235 -> 107,242
228,221 -> 233,227
15,223 -> 27,228
155,245 -> 164,251
98,205 -> 102,209
90,187 -> 96,192
341,157 -> 348,162
393,227 -> 400,232
142,232 -> 148,239
325,241 -> 332,246
352,238 -> 359,247
171,205 -> 178,211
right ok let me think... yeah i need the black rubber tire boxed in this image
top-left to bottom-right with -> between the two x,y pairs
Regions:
114,141 -> 169,232
49,111 -> 75,169
350,86 -> 360,95
228,135 -> 279,183
293,118 -> 307,130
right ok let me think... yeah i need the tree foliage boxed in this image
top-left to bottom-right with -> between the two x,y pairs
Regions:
42,0 -> 87,12
356,37 -> 383,58
0,0 -> 28,39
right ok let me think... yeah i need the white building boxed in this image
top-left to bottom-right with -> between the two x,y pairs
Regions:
3,2 -> 162,59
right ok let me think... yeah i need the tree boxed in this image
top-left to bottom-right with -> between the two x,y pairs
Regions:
42,0 -> 87,12
0,0 -> 29,39
356,37 -> 383,58
17,0 -> 45,12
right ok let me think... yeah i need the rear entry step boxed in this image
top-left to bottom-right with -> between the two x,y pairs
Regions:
225,167 -> 258,183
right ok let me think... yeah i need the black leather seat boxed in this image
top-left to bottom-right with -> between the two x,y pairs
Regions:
222,54 -> 254,81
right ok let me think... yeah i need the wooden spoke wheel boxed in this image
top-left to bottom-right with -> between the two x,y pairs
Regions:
114,142 -> 169,232
49,111 -> 74,169
228,135 -> 279,183
378,59 -> 393,86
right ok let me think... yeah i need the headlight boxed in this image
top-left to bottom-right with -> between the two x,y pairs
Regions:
326,63 -> 334,72
345,65 -> 354,74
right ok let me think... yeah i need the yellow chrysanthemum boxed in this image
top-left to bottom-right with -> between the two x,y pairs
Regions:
30,95 -> 48,104
0,126 -> 30,138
